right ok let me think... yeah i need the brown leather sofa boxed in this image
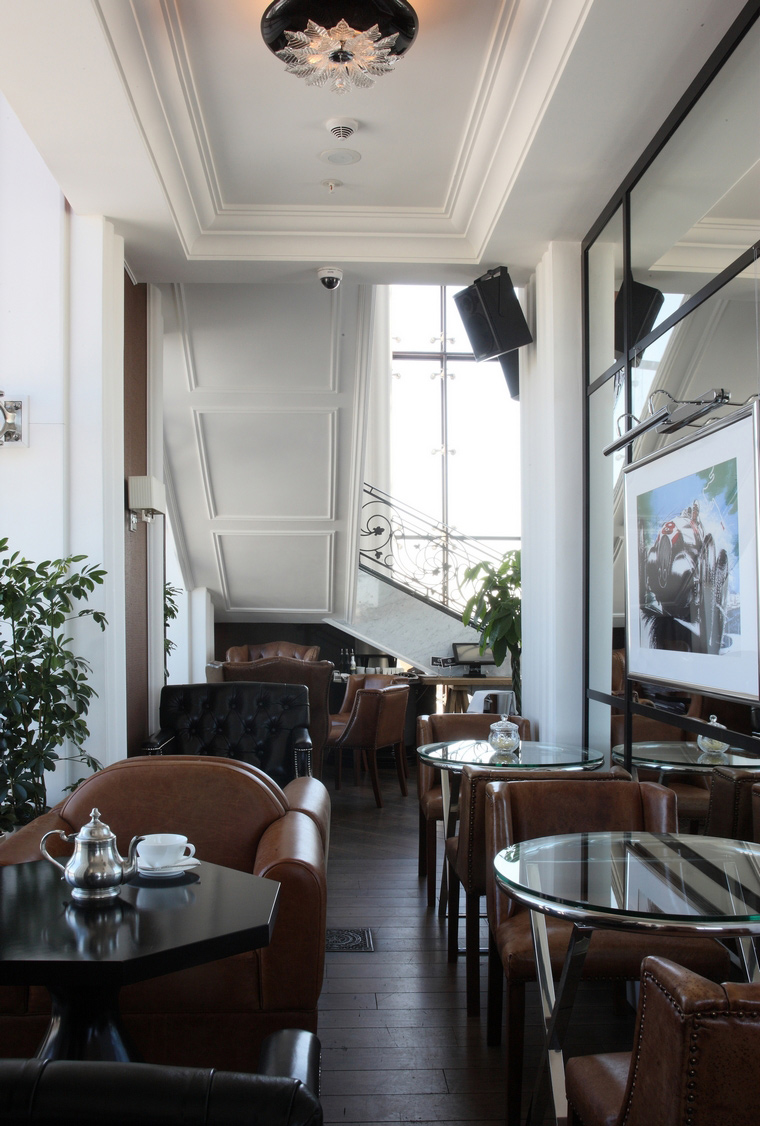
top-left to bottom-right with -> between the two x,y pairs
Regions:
485,777 -> 731,1124
227,642 -> 320,662
416,712 -> 533,910
0,1029 -> 323,1125
0,756 -> 329,1071
567,956 -> 760,1126
218,659 -> 334,781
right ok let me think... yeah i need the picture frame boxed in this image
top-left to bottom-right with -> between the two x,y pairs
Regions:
624,402 -> 760,701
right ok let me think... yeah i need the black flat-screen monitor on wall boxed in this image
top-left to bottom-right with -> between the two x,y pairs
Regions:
452,642 -> 496,676
454,267 -> 533,362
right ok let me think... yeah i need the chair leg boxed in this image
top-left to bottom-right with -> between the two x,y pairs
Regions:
447,861 -> 460,963
418,810 -> 427,878
505,981 -> 526,1126
426,819 -> 438,909
487,929 -> 504,1046
465,891 -> 481,1017
395,741 -> 408,797
367,750 -> 383,808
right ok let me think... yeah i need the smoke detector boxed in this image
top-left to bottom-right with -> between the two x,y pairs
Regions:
326,117 -> 359,140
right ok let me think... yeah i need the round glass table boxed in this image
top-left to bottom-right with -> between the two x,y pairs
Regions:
417,740 -> 605,830
494,831 -> 760,1125
612,740 -> 760,778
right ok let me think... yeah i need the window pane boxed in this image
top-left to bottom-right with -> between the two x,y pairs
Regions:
390,286 -> 442,353
587,207 -> 623,380
588,377 -> 623,698
444,286 -> 474,354
630,24 -> 760,351
389,358 -> 443,522
446,359 -> 520,542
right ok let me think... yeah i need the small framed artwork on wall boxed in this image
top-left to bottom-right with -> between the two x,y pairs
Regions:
624,401 -> 760,701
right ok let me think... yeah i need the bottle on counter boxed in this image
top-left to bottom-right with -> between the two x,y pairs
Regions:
349,650 -> 356,674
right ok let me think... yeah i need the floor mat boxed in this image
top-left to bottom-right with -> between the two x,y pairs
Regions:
325,927 -> 374,952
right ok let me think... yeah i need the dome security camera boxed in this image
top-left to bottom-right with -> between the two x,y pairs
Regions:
318,267 -> 342,291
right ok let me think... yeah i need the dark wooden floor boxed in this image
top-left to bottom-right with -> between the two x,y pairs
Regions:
319,755 -> 636,1126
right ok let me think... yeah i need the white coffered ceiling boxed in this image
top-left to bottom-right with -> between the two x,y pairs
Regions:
0,0 -> 748,285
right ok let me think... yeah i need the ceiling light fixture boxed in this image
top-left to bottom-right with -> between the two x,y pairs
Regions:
261,1 -> 419,95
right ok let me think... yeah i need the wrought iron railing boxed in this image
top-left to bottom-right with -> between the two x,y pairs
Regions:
359,484 -> 518,620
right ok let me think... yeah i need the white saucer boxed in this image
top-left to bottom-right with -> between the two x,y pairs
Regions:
137,857 -> 200,879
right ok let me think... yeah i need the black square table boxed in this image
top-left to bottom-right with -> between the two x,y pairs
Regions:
0,859 -> 279,1061
494,831 -> 760,1126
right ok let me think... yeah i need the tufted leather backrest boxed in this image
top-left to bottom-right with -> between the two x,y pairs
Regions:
226,642 -> 320,663
221,659 -> 333,768
158,683 -> 310,788
57,756 -> 288,871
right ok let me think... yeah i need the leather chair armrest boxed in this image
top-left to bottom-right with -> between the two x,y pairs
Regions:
205,662 -> 224,683
255,812 -> 327,1011
292,726 -> 313,777
0,806 -> 70,865
639,780 -> 677,831
258,1029 -> 322,1097
140,730 -> 177,756
484,781 -> 513,928
282,777 -> 330,858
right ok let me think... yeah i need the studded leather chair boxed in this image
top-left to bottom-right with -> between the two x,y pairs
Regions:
485,778 -> 731,1124
141,682 -> 313,788
566,956 -> 760,1126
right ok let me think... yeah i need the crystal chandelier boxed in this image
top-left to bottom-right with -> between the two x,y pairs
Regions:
261,2 -> 418,95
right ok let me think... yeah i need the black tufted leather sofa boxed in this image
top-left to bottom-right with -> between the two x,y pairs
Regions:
140,682 -> 313,787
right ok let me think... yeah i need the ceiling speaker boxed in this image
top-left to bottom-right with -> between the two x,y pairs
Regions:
454,267 -> 533,362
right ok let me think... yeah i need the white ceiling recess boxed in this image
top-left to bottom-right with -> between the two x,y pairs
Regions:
160,279 -> 372,623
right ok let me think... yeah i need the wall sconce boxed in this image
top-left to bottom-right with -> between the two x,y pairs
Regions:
127,476 -> 166,532
0,395 -> 28,446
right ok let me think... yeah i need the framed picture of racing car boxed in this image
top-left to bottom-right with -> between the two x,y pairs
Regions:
624,401 -> 760,700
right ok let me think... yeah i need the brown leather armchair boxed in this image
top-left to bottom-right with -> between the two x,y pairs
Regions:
328,674 -> 408,744
447,763 -> 630,1016
220,659 -> 335,781
0,1029 -> 323,1125
416,712 -> 533,911
328,683 -> 410,808
485,777 -> 731,1125
566,956 -> 760,1126
0,756 -> 329,1071
226,642 -> 320,662
705,766 -> 760,841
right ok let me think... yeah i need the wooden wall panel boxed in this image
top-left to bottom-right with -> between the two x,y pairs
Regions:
124,275 -> 150,755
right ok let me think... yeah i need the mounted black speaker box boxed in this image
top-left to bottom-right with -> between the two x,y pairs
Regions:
499,350 -> 520,400
454,267 -> 533,362
614,280 -> 664,357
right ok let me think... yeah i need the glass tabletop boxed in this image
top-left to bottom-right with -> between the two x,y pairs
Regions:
494,831 -> 760,933
416,740 -> 604,772
611,741 -> 760,773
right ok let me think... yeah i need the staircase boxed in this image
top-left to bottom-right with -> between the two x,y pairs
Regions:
327,485 -> 516,675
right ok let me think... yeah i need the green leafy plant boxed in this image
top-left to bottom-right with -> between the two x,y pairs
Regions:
462,551 -> 522,713
0,538 -> 107,831
164,582 -> 181,681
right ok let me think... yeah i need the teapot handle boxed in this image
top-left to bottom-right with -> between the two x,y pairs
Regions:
40,829 -> 72,874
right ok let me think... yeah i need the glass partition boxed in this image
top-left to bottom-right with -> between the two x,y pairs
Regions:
588,377 -> 624,698
587,207 -> 624,380
630,25 -> 760,351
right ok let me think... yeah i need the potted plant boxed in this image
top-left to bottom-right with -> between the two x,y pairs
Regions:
0,538 -> 107,831
462,550 -> 522,713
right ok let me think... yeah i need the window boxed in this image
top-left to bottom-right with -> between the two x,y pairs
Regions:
388,284 -> 520,557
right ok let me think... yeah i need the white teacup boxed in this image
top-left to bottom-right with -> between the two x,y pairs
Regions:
137,833 -> 195,870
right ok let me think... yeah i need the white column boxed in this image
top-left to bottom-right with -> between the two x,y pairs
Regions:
521,242 -> 584,744
147,285 -> 166,723
190,587 -> 215,682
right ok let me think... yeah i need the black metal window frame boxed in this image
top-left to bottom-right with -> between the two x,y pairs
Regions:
582,0 -> 760,766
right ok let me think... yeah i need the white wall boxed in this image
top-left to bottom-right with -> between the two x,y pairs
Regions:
0,94 -> 126,804
521,242 -> 585,745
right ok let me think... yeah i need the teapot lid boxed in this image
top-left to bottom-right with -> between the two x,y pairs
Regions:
76,809 -> 115,842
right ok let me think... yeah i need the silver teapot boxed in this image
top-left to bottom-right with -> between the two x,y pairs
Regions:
40,808 -> 143,902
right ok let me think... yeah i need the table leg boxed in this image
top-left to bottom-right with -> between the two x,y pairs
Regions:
525,914 -> 592,1126
36,982 -> 140,1062
438,771 -> 451,917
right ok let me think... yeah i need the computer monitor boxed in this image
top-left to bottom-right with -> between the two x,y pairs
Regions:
452,642 -> 496,677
